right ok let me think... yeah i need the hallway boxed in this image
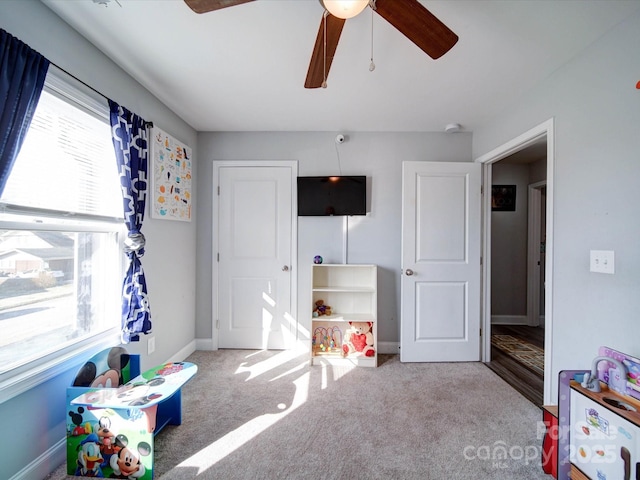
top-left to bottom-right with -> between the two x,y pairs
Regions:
486,325 -> 544,407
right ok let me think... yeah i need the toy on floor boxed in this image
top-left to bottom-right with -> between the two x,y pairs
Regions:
67,349 -> 196,480
343,321 -> 375,357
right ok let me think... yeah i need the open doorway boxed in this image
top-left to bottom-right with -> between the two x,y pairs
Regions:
477,119 -> 554,407
486,140 -> 546,406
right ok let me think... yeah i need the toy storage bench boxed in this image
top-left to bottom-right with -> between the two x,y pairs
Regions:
66,347 -> 197,479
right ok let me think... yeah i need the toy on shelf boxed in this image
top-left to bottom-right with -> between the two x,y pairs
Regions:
343,321 -> 375,358
312,299 -> 332,317
596,346 -> 640,401
313,255 -> 323,264
312,325 -> 342,354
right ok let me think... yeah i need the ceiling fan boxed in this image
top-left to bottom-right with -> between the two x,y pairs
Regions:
183,0 -> 458,89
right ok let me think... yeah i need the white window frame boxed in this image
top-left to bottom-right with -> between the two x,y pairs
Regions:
0,66 -> 125,404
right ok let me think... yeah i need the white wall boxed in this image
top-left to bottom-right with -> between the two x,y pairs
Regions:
0,2 -> 197,479
196,132 -> 473,348
474,10 -> 640,399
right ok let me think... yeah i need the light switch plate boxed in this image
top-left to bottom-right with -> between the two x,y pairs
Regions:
148,336 -> 156,354
590,250 -> 615,274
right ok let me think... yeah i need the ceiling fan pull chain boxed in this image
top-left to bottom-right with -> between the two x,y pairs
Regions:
369,4 -> 376,72
322,10 -> 328,88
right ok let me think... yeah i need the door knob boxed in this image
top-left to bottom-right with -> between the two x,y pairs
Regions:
405,269 -> 414,276
282,265 -> 289,271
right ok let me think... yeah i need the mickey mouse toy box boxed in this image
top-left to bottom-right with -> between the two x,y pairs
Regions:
65,347 -> 197,479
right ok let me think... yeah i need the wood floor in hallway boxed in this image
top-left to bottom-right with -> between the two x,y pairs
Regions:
486,324 -> 545,407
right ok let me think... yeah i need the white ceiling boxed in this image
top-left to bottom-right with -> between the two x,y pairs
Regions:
41,0 -> 640,133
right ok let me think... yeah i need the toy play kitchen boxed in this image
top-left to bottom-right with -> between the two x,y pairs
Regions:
560,347 -> 640,480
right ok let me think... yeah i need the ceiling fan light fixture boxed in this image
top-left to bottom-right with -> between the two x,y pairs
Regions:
322,0 -> 369,19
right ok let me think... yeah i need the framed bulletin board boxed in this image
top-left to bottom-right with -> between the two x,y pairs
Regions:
150,127 -> 193,221
491,185 -> 516,212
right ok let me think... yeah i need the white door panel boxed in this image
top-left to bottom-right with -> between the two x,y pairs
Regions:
416,281 -> 466,339
401,161 -> 481,362
217,165 -> 293,349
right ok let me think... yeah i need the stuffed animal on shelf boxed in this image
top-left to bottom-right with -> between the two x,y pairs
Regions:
342,321 -> 375,357
313,299 -> 332,317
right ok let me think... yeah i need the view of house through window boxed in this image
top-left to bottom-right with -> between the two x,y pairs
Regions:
0,230 -> 120,367
0,68 -> 124,375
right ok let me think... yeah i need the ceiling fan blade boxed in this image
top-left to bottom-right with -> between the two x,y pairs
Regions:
184,0 -> 254,14
304,13 -> 346,89
374,0 -> 458,59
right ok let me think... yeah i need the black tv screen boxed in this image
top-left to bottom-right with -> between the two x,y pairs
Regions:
297,176 -> 366,216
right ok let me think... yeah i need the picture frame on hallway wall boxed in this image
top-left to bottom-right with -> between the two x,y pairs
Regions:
491,185 -> 516,212
150,126 -> 193,221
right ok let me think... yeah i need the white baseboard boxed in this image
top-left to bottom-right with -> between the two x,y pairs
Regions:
195,337 -> 216,351
11,437 -> 66,480
168,339 -> 198,362
491,315 -> 528,325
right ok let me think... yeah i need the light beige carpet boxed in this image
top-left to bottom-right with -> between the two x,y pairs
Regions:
45,350 -> 551,480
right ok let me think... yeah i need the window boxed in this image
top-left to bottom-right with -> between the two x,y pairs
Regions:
0,66 -> 124,401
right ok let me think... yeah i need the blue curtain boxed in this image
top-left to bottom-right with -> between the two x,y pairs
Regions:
109,100 -> 152,343
0,29 -> 49,197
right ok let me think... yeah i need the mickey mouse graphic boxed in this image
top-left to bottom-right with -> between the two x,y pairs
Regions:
109,434 -> 150,479
69,407 -> 92,436
73,347 -> 130,388
116,376 -> 165,406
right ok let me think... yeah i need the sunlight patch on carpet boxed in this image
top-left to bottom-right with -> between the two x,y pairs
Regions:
173,370 -> 310,474
235,349 -> 306,381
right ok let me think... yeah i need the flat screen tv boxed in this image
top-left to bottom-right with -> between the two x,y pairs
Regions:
297,176 -> 367,216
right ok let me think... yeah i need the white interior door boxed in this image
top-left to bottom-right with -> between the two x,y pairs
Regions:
216,164 -> 294,349
400,161 -> 481,362
527,181 -> 546,327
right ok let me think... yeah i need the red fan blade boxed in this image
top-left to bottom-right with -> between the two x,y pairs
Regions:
304,13 -> 346,89
374,0 -> 458,59
184,0 -> 254,14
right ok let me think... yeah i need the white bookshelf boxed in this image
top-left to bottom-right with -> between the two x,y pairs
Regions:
310,264 -> 377,367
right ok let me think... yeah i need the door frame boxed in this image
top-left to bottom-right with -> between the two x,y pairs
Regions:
475,118 -> 554,405
211,160 -> 298,350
